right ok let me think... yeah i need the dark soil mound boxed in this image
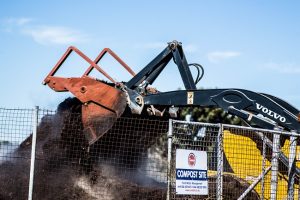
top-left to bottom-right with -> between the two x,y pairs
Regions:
0,97 -> 259,199
0,98 -> 168,200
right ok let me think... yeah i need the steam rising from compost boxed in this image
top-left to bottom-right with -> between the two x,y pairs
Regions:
0,98 -> 259,199
0,98 -> 167,200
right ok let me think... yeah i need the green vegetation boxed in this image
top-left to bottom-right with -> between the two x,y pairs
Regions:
179,107 -> 242,125
176,87 -> 242,125
0,141 -> 11,147
0,141 -> 10,145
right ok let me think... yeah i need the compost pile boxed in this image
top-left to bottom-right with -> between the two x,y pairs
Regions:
0,98 -> 168,200
0,98 -> 259,200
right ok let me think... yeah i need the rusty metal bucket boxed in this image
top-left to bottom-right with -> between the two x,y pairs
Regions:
43,46 -> 134,145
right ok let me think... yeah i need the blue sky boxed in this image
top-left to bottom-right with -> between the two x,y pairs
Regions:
0,1 -> 300,109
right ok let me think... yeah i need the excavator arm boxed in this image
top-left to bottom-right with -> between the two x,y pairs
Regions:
144,89 -> 300,132
124,41 -> 300,132
43,41 -> 300,144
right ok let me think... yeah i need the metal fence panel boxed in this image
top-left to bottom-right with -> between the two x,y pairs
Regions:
169,120 -> 220,199
222,125 -> 300,200
169,120 -> 300,200
32,109 -> 169,200
0,108 -> 34,200
1,107 -> 300,200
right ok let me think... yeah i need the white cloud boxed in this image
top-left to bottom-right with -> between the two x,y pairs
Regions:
1,17 -> 33,33
15,18 -> 32,26
22,26 -> 89,45
2,17 -> 89,45
263,62 -> 300,74
4,17 -> 33,26
207,51 -> 241,63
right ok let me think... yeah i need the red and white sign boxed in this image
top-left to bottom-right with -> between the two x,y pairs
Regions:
188,153 -> 196,167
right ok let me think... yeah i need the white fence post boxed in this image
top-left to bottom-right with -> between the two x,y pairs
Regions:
287,134 -> 297,199
261,134 -> 267,200
167,119 -> 173,200
28,106 -> 39,200
270,133 -> 280,200
217,124 -> 223,200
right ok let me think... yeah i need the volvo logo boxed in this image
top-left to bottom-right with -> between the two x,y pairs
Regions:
256,103 -> 286,123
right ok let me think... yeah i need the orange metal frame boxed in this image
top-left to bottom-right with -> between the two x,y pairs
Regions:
43,46 -> 135,87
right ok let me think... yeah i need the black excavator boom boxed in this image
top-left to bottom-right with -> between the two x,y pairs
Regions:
44,40 -> 300,144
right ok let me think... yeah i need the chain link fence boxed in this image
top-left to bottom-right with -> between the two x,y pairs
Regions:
169,120 -> 300,200
0,107 -> 299,199
0,107 -> 169,200
0,108 -> 35,200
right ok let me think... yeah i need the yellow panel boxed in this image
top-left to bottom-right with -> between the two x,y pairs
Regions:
223,130 -> 299,199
